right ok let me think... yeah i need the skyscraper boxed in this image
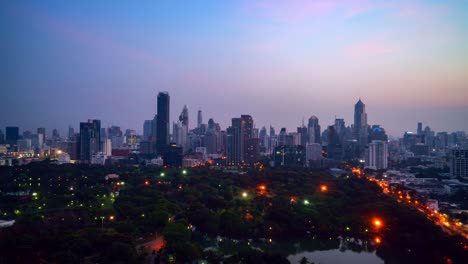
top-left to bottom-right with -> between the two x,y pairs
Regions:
179,105 -> 189,132
37,127 -> 46,141
365,140 -> 388,170
79,119 -> 101,162
227,117 -> 244,165
6,127 -> 19,146
156,92 -> 170,153
297,126 -> 308,146
354,99 -> 368,155
450,149 -> 467,178
197,110 -> 203,128
143,120 -> 152,141
417,122 -> 423,135
172,121 -> 187,152
68,126 -> 75,140
307,116 -> 321,144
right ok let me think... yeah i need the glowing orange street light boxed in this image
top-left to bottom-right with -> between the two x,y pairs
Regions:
259,185 -> 266,191
109,215 -> 115,221
374,237 -> 382,244
144,180 -> 150,186
373,218 -> 383,228
320,185 -> 328,192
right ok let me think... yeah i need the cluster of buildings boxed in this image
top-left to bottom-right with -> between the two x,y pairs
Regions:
1,92 -> 467,178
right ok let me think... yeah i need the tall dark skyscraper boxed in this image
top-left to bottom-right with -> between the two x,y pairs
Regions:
227,117 -> 244,164
79,120 -> 101,162
307,116 -> 321,144
37,127 -> 46,140
197,110 -> 202,128
417,122 -> 423,135
143,120 -> 152,141
241,115 -> 260,165
179,105 -> 189,132
68,126 -> 75,140
354,99 -> 368,155
156,92 -> 170,153
6,127 -> 19,146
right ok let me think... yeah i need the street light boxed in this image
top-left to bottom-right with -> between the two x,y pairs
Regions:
320,185 -> 328,192
373,218 -> 383,228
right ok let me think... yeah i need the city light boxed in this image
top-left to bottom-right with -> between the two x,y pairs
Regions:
160,172 -> 165,177
242,192 -> 248,198
373,218 -> 383,228
304,199 -> 310,205
374,237 -> 382,244
109,215 -> 115,220
144,180 -> 150,186
259,185 -> 266,191
320,185 -> 328,192
182,170 -> 187,175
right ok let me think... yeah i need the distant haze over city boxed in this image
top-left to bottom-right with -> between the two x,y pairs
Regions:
2,1 -> 467,137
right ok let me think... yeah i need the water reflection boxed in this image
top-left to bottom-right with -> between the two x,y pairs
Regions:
196,235 -> 384,263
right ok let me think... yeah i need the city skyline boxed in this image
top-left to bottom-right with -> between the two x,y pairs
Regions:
2,0 -> 468,137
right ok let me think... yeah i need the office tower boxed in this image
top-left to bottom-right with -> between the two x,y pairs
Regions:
208,118 -> 215,131
79,119 -> 101,162
179,105 -> 189,132
108,126 -> 122,137
259,126 -> 268,150
205,131 -> 218,154
52,129 -> 60,140
37,127 -> 46,140
0,129 -> 4,144
172,121 -> 187,151
334,118 -> 345,138
151,114 -> 158,142
417,122 -> 423,135
297,126 -> 308,146
365,140 -> 388,170
163,143 -> 183,167
450,149 -> 467,178
100,128 -> 107,139
436,132 -> 449,149
278,128 -> 287,146
157,92 -> 170,153
68,126 -> 75,140
307,116 -> 321,144
327,125 -> 343,160
100,138 -> 112,156
241,115 -> 255,163
197,110 -> 203,128
6,127 -> 19,145
354,99 -> 368,155
270,126 -> 276,137
143,120 -> 152,141
369,125 -> 388,142
245,138 -> 260,166
227,118 -> 244,165
306,143 -> 322,162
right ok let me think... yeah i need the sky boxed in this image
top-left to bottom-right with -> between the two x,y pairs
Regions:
2,0 -> 467,137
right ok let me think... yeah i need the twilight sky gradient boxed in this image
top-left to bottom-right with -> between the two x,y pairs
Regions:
2,0 -> 467,137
